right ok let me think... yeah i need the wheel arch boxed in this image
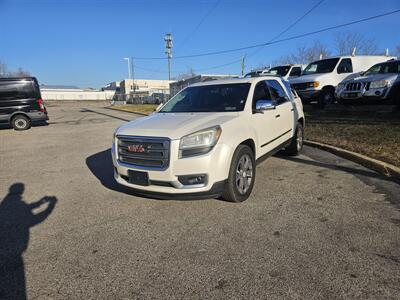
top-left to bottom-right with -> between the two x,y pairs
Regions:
239,138 -> 256,156
8,111 -> 31,123
298,117 -> 305,128
322,85 -> 335,93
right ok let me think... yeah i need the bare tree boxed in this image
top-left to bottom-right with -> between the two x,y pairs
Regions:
334,32 -> 378,55
0,60 -> 8,77
11,67 -> 30,77
174,67 -> 196,81
273,41 -> 331,65
0,61 -> 30,77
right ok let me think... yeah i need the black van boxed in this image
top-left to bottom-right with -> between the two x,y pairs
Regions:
0,77 -> 48,130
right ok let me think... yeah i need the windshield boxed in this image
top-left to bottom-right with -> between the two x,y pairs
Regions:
267,66 -> 291,76
159,83 -> 251,113
303,58 -> 340,75
364,61 -> 400,76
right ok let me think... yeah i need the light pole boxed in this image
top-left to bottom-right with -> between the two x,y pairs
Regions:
123,57 -> 132,79
164,33 -> 173,81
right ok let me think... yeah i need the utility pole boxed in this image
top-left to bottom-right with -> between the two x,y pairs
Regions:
164,33 -> 173,81
241,56 -> 246,77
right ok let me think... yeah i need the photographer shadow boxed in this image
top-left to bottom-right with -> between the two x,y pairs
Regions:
0,183 -> 57,300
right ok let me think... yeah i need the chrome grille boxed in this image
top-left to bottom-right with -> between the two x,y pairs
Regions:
117,136 -> 170,170
345,82 -> 362,91
345,81 -> 371,91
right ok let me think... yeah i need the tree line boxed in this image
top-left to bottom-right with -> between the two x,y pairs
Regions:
266,32 -> 399,67
175,32 -> 400,78
0,60 -> 30,77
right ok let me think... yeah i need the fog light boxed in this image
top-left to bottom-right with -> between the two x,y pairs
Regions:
178,174 -> 207,186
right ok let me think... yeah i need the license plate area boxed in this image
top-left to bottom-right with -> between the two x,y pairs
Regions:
128,170 -> 149,186
345,92 -> 359,98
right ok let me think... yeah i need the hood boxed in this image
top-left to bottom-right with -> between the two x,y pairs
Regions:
116,112 -> 240,140
289,73 -> 329,84
346,73 -> 398,83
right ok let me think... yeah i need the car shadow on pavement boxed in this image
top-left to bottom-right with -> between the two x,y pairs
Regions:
86,149 -> 224,201
0,183 -> 57,300
85,149 -> 126,193
282,155 -> 400,184
0,121 -> 49,131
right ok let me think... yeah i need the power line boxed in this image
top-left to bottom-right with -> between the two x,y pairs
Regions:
176,0 -> 221,51
247,0 -> 325,59
133,8 -> 400,60
143,0 -> 221,79
183,1 -> 324,75
134,57 -> 242,75
271,0 -> 325,42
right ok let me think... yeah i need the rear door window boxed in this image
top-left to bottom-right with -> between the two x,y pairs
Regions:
266,80 -> 288,105
0,81 -> 36,100
289,67 -> 302,77
337,58 -> 353,74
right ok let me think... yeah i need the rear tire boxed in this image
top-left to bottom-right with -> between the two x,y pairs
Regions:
221,145 -> 255,203
11,115 -> 31,131
284,122 -> 304,156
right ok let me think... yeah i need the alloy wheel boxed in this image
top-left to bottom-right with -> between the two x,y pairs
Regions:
296,127 -> 303,151
15,119 -> 27,129
235,154 -> 253,195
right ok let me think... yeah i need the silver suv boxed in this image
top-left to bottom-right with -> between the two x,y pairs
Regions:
336,59 -> 400,105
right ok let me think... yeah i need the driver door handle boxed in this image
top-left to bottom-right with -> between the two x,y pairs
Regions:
275,114 -> 280,118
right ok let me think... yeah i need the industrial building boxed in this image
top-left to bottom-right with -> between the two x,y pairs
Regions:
119,79 -> 174,103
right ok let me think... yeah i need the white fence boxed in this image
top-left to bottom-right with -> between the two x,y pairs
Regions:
41,90 -> 116,101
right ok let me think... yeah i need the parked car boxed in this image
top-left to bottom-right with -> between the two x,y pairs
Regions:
290,55 -> 396,108
244,68 -> 270,78
335,59 -> 400,105
264,64 -> 305,80
0,77 -> 48,130
112,77 -> 305,202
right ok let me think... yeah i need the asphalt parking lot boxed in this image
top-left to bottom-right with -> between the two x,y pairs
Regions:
1,102 -> 400,299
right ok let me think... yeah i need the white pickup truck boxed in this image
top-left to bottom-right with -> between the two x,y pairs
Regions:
112,77 -> 305,202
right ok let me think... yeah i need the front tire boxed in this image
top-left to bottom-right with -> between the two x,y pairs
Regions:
317,89 -> 335,109
284,122 -> 304,156
11,115 -> 31,131
388,85 -> 400,107
222,145 -> 255,203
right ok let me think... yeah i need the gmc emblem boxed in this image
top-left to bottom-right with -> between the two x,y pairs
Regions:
127,144 -> 146,153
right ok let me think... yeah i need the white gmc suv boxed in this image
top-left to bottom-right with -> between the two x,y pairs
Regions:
112,77 -> 305,202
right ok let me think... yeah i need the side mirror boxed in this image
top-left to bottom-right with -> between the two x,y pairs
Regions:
254,99 -> 276,113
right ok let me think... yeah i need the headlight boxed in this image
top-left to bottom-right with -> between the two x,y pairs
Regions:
337,82 -> 345,89
370,80 -> 389,89
112,127 -> 119,143
307,81 -> 319,88
179,126 -> 222,158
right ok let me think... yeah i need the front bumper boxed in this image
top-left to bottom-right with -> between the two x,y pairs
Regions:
336,87 -> 389,100
295,89 -> 321,100
112,139 -> 233,198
